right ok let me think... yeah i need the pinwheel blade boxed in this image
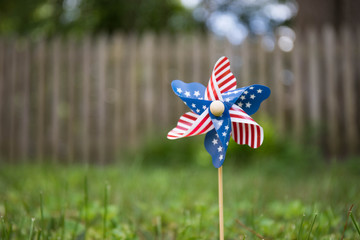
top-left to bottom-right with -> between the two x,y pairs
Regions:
233,84 -> 270,116
204,129 -> 227,168
205,56 -> 237,101
167,110 -> 214,139
229,105 -> 264,148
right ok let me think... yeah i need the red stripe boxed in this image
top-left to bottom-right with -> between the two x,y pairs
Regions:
206,85 -> 210,100
231,106 -> 247,114
183,114 -> 197,121
186,114 -> 210,136
198,121 -> 213,135
209,76 -> 219,100
178,119 -> 193,126
250,124 -> 255,148
232,123 -> 238,144
221,78 -> 236,92
175,125 -> 187,131
217,70 -> 231,86
256,125 -> 261,148
215,57 -> 227,70
215,63 -> 229,76
230,113 -> 254,121
239,123 -> 243,145
244,124 -> 249,146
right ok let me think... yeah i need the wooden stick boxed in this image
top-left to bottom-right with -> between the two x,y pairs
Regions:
218,166 -> 224,240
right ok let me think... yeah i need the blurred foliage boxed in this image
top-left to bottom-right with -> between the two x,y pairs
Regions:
0,0 -> 204,37
0,0 -> 298,39
135,116 -> 321,170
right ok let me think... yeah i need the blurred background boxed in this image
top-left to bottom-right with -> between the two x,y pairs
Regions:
0,0 -> 359,164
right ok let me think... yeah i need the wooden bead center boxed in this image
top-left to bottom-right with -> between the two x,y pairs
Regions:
210,100 -> 225,117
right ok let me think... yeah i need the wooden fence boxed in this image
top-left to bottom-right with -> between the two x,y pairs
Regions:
0,26 -> 359,164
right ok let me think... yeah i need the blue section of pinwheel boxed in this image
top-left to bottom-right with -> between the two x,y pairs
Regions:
233,85 -> 271,116
171,80 -> 211,115
205,103 -> 232,168
204,129 -> 226,168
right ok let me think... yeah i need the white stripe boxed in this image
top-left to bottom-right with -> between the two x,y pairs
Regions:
253,125 -> 258,148
215,59 -> 229,72
247,124 -> 251,147
236,123 -> 240,144
215,66 -> 230,79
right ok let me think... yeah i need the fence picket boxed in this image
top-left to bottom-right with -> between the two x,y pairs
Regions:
96,36 -> 107,164
112,34 -> 123,156
274,42 -> 285,134
50,39 -> 61,163
81,38 -> 91,164
323,26 -> 339,155
35,40 -> 46,163
292,35 -> 304,142
341,26 -> 358,154
19,41 -> 30,162
307,28 -> 321,124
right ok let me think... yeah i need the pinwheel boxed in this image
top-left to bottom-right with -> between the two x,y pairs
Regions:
167,56 -> 270,240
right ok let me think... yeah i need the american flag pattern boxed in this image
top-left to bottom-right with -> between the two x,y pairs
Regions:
167,56 -> 270,168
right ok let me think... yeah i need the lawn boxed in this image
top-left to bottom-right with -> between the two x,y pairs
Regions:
0,154 -> 360,239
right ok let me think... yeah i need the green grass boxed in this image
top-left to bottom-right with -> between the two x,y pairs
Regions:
0,156 -> 360,239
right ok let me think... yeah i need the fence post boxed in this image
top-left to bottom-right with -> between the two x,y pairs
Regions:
257,39 -> 268,114
9,41 -> 18,162
95,36 -> 107,164
66,38 -> 76,163
0,39 -> 3,161
307,28 -> 321,125
35,40 -> 46,163
292,34 -> 304,142
323,25 -> 339,155
19,40 -> 30,162
50,38 -> 61,163
111,34 -> 124,157
128,34 -> 137,148
341,26 -> 358,154
240,38 -> 250,87
141,33 -> 155,138
273,41 -> 285,134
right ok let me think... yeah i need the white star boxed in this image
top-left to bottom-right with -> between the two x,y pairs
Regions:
250,94 -> 255,99
246,102 -> 251,108
240,95 -> 246,100
217,120 -> 223,127
194,91 -> 200,97
202,105 -> 207,110
244,90 -> 248,94
217,146 -> 223,152
225,125 -> 229,130
225,98 -> 231,102
257,89 -> 263,93
191,103 -> 196,108
238,102 -> 243,108
177,88 -> 182,93
249,86 -> 254,90
183,101 -> 187,105
212,139 -> 218,145
219,155 -> 223,160
222,132 -> 226,137
196,109 -> 200,113
185,91 -> 190,97
198,97 -> 203,100
226,142 -> 229,146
